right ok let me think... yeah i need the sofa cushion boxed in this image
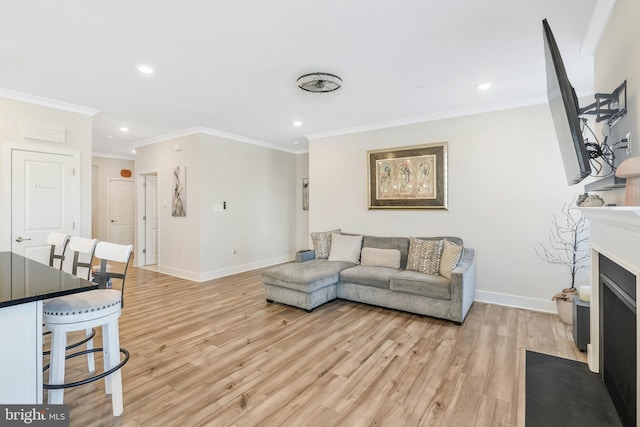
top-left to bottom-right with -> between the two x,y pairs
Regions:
340,265 -> 400,289
439,240 -> 464,280
362,236 -> 410,269
390,270 -> 451,300
328,233 -> 363,264
311,229 -> 340,259
406,238 -> 444,274
361,247 -> 401,269
262,259 -> 354,293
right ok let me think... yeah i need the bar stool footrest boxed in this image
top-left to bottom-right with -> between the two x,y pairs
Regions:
43,328 -> 97,356
43,347 -> 130,390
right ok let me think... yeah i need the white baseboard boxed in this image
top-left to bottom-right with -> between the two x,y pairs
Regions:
475,290 -> 556,314
156,255 -> 293,283
198,255 -> 293,282
157,265 -> 201,282
154,264 -> 559,314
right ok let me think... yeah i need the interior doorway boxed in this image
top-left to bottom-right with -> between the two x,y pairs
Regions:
136,173 -> 159,267
91,164 -> 99,239
144,174 -> 159,266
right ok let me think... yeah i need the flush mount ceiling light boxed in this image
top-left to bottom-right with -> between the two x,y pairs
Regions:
297,72 -> 342,93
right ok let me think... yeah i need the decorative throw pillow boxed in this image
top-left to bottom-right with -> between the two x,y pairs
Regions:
311,229 -> 341,259
361,247 -> 401,269
328,233 -> 363,264
406,238 -> 444,275
439,240 -> 464,280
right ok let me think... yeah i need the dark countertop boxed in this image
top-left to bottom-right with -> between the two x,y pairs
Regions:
0,251 -> 97,308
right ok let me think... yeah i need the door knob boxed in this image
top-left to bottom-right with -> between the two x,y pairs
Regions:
111,220 -> 117,223
15,237 -> 32,242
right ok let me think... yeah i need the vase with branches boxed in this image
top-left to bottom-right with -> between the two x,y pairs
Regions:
536,203 -> 590,303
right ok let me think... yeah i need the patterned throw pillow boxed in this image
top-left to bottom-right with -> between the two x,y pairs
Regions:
328,233 -> 363,264
310,229 -> 341,259
406,238 -> 444,275
439,240 -> 464,280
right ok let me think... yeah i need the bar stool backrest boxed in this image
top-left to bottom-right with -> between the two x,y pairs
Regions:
46,232 -> 70,270
68,237 -> 98,280
94,242 -> 134,308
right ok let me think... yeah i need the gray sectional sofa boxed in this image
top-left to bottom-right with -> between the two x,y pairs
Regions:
262,234 -> 476,323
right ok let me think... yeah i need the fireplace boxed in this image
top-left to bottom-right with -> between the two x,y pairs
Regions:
578,207 -> 640,426
600,253 -> 637,426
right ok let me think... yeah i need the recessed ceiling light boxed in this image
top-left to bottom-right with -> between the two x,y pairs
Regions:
477,82 -> 493,90
293,141 -> 300,145
119,127 -> 129,132
137,65 -> 154,74
293,121 -> 302,127
131,149 -> 137,154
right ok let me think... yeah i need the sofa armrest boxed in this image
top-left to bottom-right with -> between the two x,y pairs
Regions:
449,248 -> 476,323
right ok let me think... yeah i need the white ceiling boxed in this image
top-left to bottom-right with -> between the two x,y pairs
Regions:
0,0 -> 603,158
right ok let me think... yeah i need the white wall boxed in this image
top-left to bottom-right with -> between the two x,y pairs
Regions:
91,156 -> 135,241
296,152 -> 310,250
198,134 -> 297,280
309,103 -> 588,312
135,132 -> 298,281
135,134 -> 202,278
0,97 -> 93,249
592,0 -> 639,205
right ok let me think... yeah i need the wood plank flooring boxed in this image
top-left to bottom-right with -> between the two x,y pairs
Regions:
49,265 -> 586,427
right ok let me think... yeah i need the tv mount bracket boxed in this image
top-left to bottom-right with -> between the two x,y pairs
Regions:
579,80 -> 627,127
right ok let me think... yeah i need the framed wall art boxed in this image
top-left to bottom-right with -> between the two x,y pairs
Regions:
172,165 -> 186,217
367,142 -> 447,209
302,178 -> 309,210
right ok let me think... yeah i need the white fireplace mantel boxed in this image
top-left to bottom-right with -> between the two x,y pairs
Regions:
577,206 -> 640,421
577,207 -> 640,285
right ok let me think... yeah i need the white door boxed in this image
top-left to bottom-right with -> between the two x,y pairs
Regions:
108,179 -> 135,246
91,165 -> 99,239
11,150 -> 75,264
144,175 -> 159,265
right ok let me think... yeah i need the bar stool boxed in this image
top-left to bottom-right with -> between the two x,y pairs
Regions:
43,237 -> 99,370
43,242 -> 133,416
68,237 -> 98,280
46,232 -> 69,270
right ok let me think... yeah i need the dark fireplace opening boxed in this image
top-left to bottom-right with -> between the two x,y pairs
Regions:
600,254 -> 637,427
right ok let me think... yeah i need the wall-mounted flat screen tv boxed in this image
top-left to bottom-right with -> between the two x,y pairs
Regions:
543,18 -> 591,185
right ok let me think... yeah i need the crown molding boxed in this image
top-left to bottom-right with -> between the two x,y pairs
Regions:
92,152 -> 135,161
133,125 -> 302,154
306,96 -> 550,140
0,88 -> 100,116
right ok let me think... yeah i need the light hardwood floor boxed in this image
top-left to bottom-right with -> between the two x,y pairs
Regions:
49,265 -> 586,427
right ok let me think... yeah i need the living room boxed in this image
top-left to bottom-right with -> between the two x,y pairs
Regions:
0,0 -> 638,425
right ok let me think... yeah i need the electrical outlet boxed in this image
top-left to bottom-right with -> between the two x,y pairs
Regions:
626,132 -> 632,155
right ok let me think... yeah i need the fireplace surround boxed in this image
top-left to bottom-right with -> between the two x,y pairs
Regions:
600,253 -> 636,426
578,207 -> 640,425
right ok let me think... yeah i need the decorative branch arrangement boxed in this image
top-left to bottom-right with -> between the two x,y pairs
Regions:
536,203 -> 590,299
